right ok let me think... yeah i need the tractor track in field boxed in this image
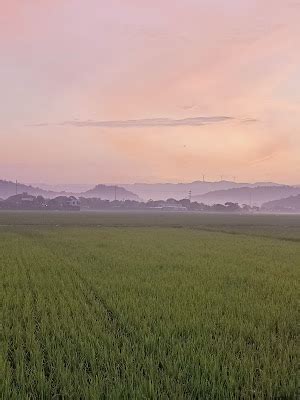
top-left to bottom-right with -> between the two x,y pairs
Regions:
187,226 -> 300,243
15,245 -> 64,397
33,238 -> 178,394
72,270 -> 133,340
32,235 -> 140,346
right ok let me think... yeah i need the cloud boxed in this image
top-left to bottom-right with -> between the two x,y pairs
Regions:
32,123 -> 51,127
181,105 -> 199,111
247,136 -> 290,166
33,116 -> 234,129
241,118 -> 259,124
249,153 -> 277,166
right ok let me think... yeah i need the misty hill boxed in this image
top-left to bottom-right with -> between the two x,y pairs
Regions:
0,179 -> 59,199
31,183 -> 94,193
194,186 -> 300,206
0,180 -> 139,201
262,195 -> 300,213
82,185 -> 139,201
121,181 -> 285,201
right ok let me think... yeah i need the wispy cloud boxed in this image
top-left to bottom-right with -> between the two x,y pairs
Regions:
32,116 -> 234,128
249,153 -> 277,166
241,118 -> 259,124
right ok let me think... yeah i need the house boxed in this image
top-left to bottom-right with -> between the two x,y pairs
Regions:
9,192 -> 35,204
66,196 -> 80,208
161,205 -> 188,211
0,193 -> 45,210
20,193 -> 35,202
48,196 -> 80,211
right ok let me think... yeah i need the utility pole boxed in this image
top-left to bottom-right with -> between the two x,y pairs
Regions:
202,174 -> 205,183
188,190 -> 192,202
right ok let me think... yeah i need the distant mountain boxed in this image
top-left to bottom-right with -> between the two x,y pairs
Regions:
0,179 -> 140,201
82,184 -> 139,201
0,179 -> 58,199
262,195 -> 300,213
121,181 -> 287,201
31,183 -> 95,193
1,178 -> 297,204
193,186 -> 300,206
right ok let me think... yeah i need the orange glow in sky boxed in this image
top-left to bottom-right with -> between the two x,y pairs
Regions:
1,0 -> 299,184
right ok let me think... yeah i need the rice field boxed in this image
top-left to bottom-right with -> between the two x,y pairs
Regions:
0,211 -> 299,399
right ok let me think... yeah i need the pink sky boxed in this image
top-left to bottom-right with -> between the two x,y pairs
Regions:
1,0 -> 299,184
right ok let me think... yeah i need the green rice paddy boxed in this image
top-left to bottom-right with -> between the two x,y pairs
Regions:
0,211 -> 299,399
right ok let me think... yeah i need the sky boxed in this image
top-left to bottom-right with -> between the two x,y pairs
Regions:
0,0 -> 300,184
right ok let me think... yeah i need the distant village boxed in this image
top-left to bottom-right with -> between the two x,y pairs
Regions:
0,193 -> 81,211
0,192 -> 261,213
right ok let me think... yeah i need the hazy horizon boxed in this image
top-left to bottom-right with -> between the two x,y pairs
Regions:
14,178 -> 300,188
1,1 -> 300,184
